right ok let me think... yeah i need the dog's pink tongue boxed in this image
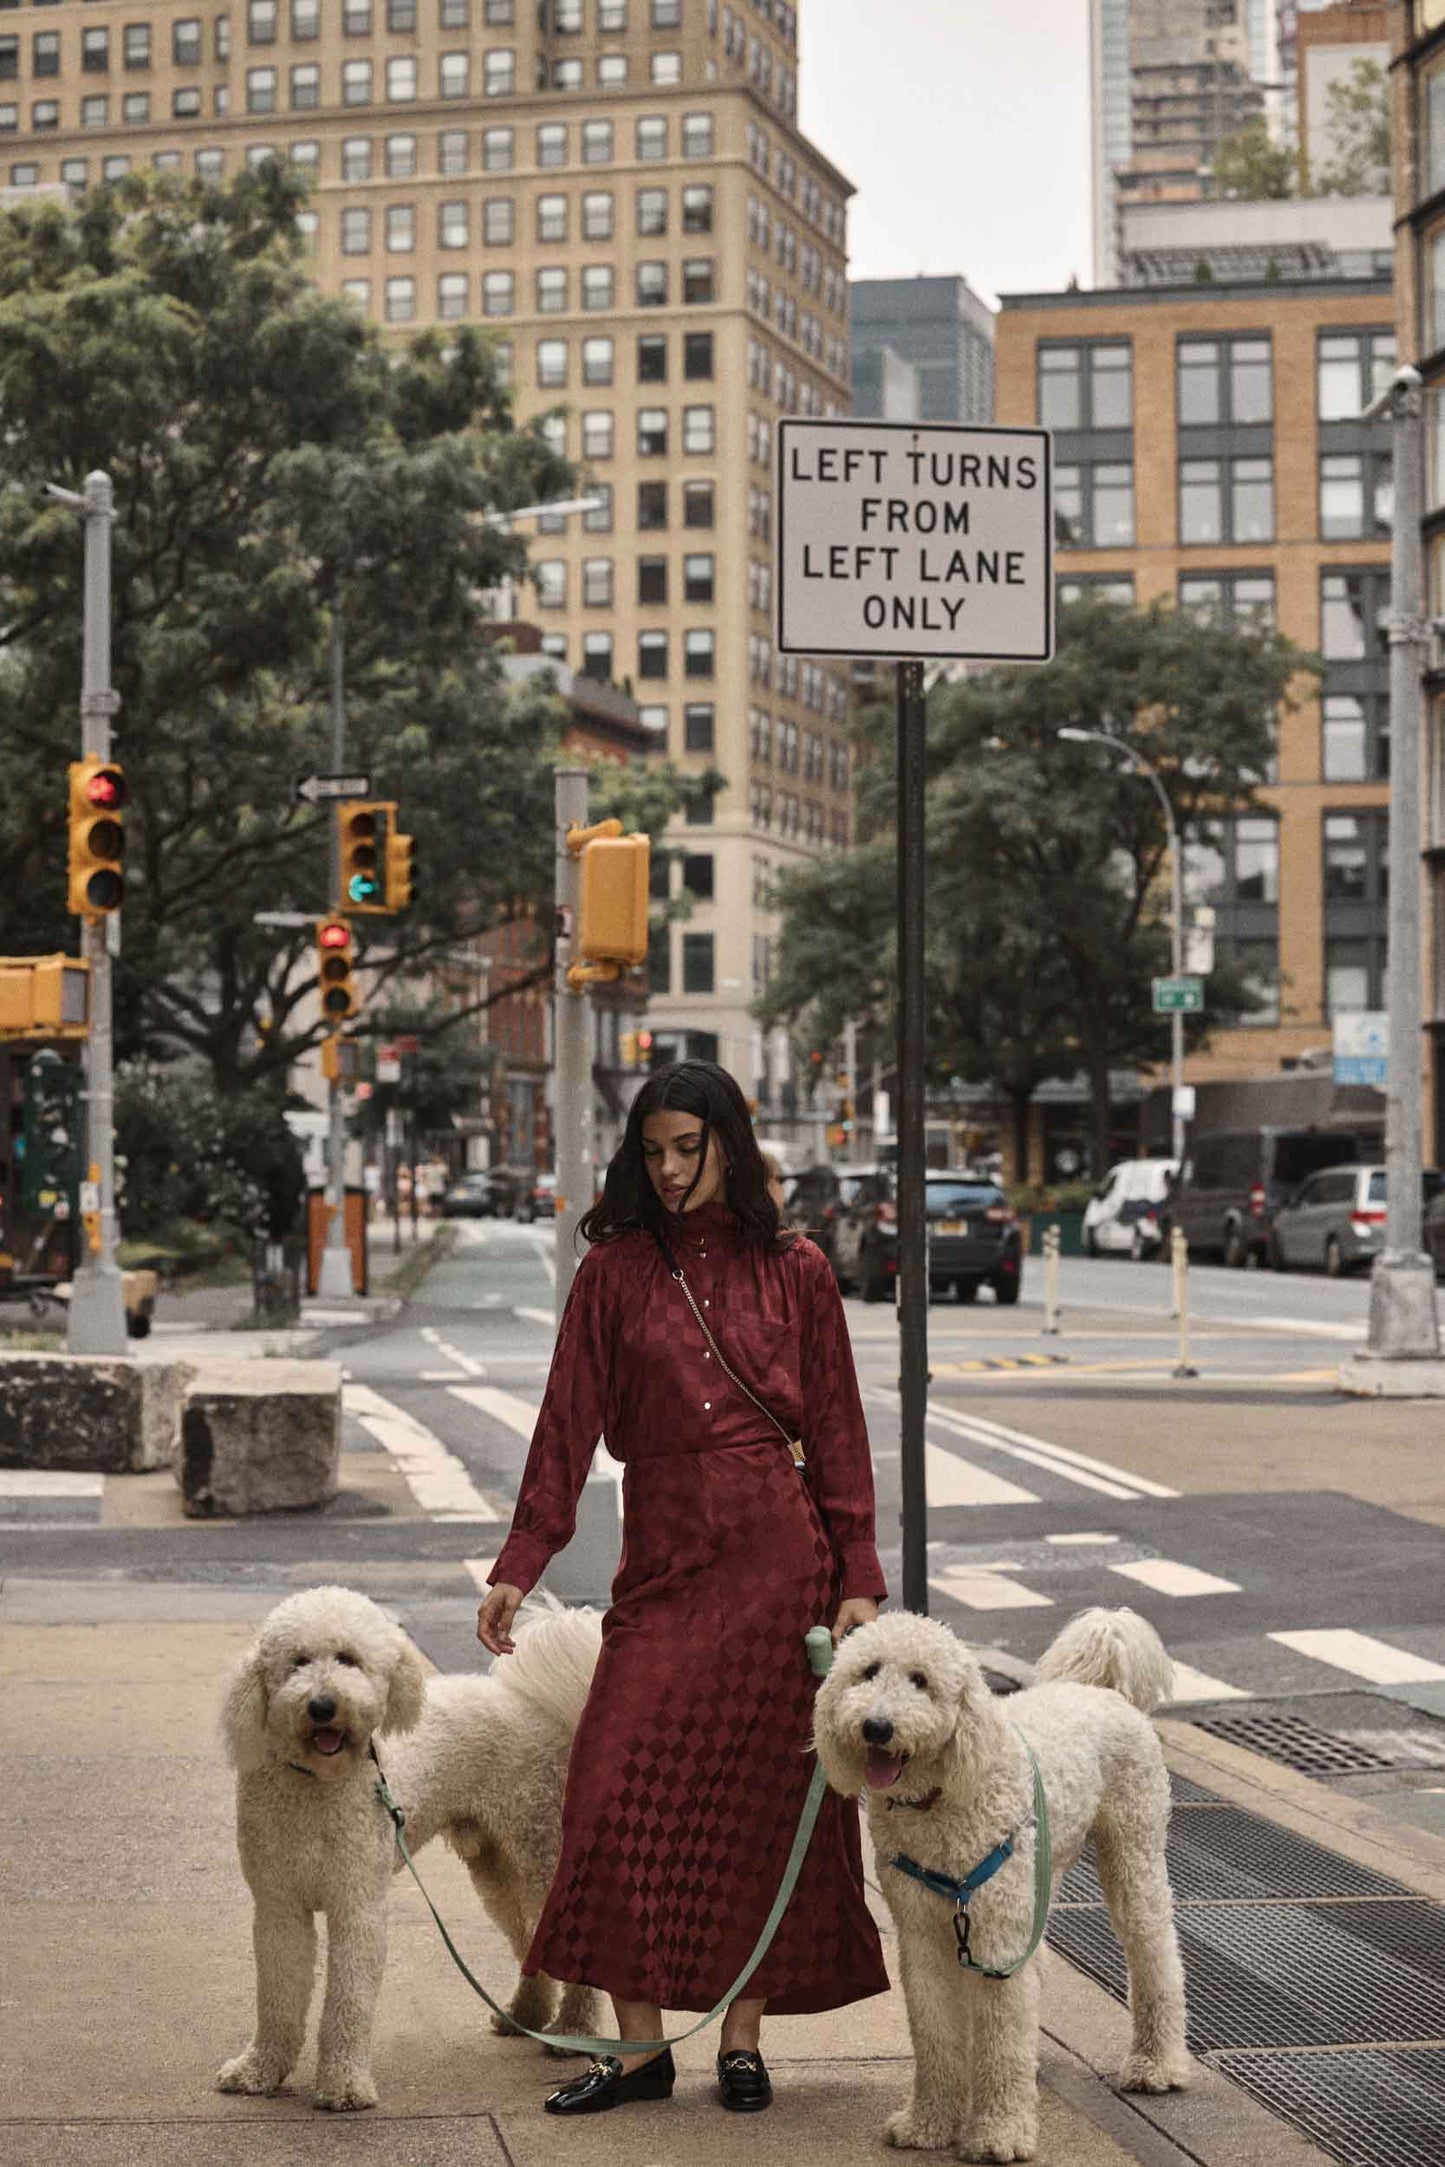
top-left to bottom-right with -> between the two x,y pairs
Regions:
865,1749 -> 904,1791
312,1727 -> 344,1756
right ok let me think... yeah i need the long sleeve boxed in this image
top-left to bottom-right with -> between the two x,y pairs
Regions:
797,1244 -> 888,1603
488,1245 -> 613,1596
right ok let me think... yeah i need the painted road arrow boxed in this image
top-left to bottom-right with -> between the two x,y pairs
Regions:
295,771 -> 372,805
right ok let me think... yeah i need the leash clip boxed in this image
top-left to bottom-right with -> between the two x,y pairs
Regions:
952,1899 -> 973,1966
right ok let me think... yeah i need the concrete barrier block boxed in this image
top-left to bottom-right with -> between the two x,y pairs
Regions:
178,1359 -> 342,1517
0,1355 -> 193,1473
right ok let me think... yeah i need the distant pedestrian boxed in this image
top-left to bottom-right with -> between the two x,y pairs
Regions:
477,1059 -> 888,2117
760,1147 -> 787,1216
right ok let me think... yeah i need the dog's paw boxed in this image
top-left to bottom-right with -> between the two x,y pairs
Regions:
958,2120 -> 1037,2163
885,2104 -> 957,2150
313,2071 -> 378,2112
488,2009 -> 524,2038
216,2052 -> 284,2096
1119,2052 -> 1189,2096
541,2029 -> 587,2058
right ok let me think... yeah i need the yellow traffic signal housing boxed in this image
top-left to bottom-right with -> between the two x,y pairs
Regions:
338,803 -> 385,913
0,955 -> 90,1041
320,1033 -> 361,1084
577,833 -> 650,970
316,917 -> 358,1022
67,758 -> 127,918
385,818 -> 416,912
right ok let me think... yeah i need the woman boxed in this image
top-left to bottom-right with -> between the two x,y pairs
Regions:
477,1061 -> 889,2117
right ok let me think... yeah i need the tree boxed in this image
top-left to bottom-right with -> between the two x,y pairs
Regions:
1313,58 -> 1390,198
1211,121 -> 1297,201
115,1074 -> 306,1242
0,166 -> 678,1091
760,600 -> 1311,1178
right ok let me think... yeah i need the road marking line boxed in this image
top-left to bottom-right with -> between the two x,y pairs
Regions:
343,1383 -> 507,1521
448,1383 -> 539,1437
930,1567 -> 1053,1611
0,1469 -> 104,1497
530,1233 -> 558,1289
1109,1558 -> 1241,1599
1167,1662 -> 1250,1703
929,1404 -> 1179,1499
515,1307 -> 556,1328
1046,1531 -> 1119,1546
925,1440 -> 1039,1508
929,1415 -> 1140,1501
431,1337 -> 484,1376
1268,1630 -> 1445,1686
463,1557 -> 498,1591
420,1369 -> 470,1383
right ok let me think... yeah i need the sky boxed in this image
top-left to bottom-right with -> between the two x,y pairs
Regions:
799,0 -> 1093,305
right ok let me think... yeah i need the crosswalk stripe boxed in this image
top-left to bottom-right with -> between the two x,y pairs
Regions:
1165,1661 -> 1250,1703
928,1411 -> 1139,1501
1267,1629 -> 1445,1686
515,1307 -> 556,1327
343,1383 -> 507,1521
930,1566 -> 1054,1611
925,1439 -> 1038,1507
934,1406 -> 1180,1501
1109,1558 -> 1241,1599
448,1383 -> 540,1438
0,1470 -> 104,1496
463,1557 -> 498,1591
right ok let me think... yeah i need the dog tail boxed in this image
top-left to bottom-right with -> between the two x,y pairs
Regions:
1034,1607 -> 1174,1714
501,1607 -> 604,1731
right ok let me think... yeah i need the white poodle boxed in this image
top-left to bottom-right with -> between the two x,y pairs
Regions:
216,1584 -> 602,2112
814,1607 -> 1189,2164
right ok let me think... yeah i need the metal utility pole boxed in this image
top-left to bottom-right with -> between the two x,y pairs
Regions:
1364,366 -> 1440,1359
843,1015 -> 861,1163
316,607 -> 357,1299
553,765 -> 592,1322
896,660 -> 930,1617
57,472 -> 127,1357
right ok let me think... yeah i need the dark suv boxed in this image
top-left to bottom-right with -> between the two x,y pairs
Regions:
833,1170 -> 1023,1305
1162,1126 -> 1370,1267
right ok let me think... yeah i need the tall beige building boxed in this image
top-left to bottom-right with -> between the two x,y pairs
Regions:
0,0 -> 855,1111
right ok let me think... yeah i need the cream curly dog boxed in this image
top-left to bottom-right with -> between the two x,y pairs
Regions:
814,1607 -> 1189,2164
217,1585 -> 602,2112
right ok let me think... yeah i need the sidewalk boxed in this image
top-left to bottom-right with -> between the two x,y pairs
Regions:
1,1573 -> 1362,2167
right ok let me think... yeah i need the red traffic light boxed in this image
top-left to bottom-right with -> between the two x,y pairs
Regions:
84,768 -> 128,811
319,919 -> 350,950
637,1029 -> 653,1052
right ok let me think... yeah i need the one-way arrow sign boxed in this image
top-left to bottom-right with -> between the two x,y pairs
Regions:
295,771 -> 372,805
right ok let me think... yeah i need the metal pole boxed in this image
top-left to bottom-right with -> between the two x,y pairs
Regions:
554,766 -> 592,1323
896,660 -> 930,1617
1171,1225 -> 1198,1379
317,607 -> 357,1298
843,1015 -> 858,1163
1368,365 -> 1441,1359
67,471 -> 127,1357
1168,804 -> 1186,1170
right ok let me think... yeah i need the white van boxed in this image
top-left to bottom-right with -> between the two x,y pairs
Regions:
1083,1158 -> 1179,1259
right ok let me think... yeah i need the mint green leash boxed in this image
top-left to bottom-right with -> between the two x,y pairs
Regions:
374,1624 -> 837,2057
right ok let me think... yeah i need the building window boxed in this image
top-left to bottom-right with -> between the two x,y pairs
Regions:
485,0 -> 515,18
685,703 -> 715,751
637,261 -> 668,307
293,0 -> 321,34
583,485 -> 613,532
483,125 -> 514,171
582,190 -> 613,240
1320,452 -> 1392,541
386,203 -> 416,251
600,0 -> 628,27
653,0 -> 682,22
1179,458 -> 1274,546
1177,335 -> 1272,426
536,267 -> 568,312
639,630 -> 669,679
598,54 -> 629,86
485,49 -> 516,97
637,188 -> 668,239
683,479 -> 715,528
536,122 -> 567,168
80,97 -> 110,127
683,853 -> 714,900
248,0 -> 278,41
1325,810 -> 1388,903
536,193 -> 567,243
102,154 -> 132,180
483,195 -> 513,243
581,410 -> 614,459
682,112 -> 714,158
581,266 -> 614,311
60,158 -> 89,190
1323,693 -> 1389,782
439,129 -> 468,175
651,50 -> 681,83
532,560 -> 566,611
344,0 -> 374,26
123,91 -> 152,124
438,199 -> 469,248
384,134 -> 416,176
342,137 -> 373,181
637,114 -> 667,161
441,0 -> 471,19
174,20 -> 203,65
683,258 -> 715,304
1055,462 -> 1134,548
343,59 -> 373,104
682,404 -> 715,454
536,338 -> 567,389
172,86 -> 202,118
638,408 -> 668,457
648,921 -> 671,995
440,52 -> 470,97
1322,568 -> 1390,663
582,336 -> 614,386
1036,341 -> 1132,430
384,276 -> 416,324
684,553 -> 715,604
483,269 -> 514,314
1178,571 -> 1275,625
638,555 -> 668,604
387,55 -> 418,102
638,333 -> 667,383
685,629 -> 715,678
290,140 -> 321,175
437,272 -> 469,319
1318,330 -> 1396,422
682,933 -> 715,994
123,25 -> 151,71
1326,937 -> 1387,1016
582,119 -> 612,165
638,480 -> 668,529
196,148 -> 225,182
290,64 -> 320,110
684,331 -> 715,382
582,558 -> 613,608
682,184 -> 714,235
247,67 -> 278,113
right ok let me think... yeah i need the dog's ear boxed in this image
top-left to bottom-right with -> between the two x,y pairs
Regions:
383,1635 -> 427,1735
220,1646 -> 270,1772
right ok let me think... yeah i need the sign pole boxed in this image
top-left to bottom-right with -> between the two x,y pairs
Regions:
554,765 -> 592,1323
896,659 -> 930,1617
317,606 -> 358,1299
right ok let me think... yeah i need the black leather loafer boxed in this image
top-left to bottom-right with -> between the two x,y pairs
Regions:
717,2048 -> 773,2112
543,2047 -> 675,2116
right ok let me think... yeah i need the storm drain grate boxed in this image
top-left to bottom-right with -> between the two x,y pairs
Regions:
1218,2047 -> 1445,2167
1170,1773 -> 1225,1806
1045,1898 -> 1445,2053
1186,1694 -> 1445,1779
1055,1807 -> 1413,1911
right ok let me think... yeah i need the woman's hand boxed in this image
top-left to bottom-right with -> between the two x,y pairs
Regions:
832,1596 -> 880,1646
477,1582 -> 525,1656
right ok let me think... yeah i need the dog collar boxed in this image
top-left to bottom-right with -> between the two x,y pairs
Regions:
885,1785 -> 943,1813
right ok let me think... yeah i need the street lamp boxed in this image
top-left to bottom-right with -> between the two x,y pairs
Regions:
1058,725 -> 1188,1167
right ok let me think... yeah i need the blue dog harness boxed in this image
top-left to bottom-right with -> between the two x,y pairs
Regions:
887,1738 -> 1053,1980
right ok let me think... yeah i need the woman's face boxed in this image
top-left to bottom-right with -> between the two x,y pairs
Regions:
641,1110 -> 728,1213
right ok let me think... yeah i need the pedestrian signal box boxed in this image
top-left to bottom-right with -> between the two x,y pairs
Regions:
67,758 -> 127,918
577,832 -> 650,970
384,816 -> 416,912
338,804 -> 384,912
0,955 -> 90,1041
317,918 -> 357,1021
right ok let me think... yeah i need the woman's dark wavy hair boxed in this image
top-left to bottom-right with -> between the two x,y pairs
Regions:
578,1060 -> 794,1253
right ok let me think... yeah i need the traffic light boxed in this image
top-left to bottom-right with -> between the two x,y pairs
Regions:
577,833 -> 650,969
385,816 -> 416,912
67,758 -> 127,918
0,955 -> 89,1041
317,917 -> 357,1022
338,803 -> 385,912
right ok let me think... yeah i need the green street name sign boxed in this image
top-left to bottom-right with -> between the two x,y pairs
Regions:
1152,975 -> 1204,1015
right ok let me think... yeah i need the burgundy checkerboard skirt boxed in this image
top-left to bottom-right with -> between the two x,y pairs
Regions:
523,1438 -> 889,2014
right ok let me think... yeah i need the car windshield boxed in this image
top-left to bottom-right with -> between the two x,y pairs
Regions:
925,1182 -> 1002,1218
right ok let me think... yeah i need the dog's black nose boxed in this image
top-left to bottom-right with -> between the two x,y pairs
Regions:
862,1716 -> 894,1746
308,1696 -> 337,1722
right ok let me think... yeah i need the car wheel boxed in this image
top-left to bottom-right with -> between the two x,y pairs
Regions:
861,1267 -> 892,1304
125,1309 -> 153,1340
1084,1226 -> 1098,1258
992,1275 -> 1021,1307
1325,1235 -> 1344,1279
1223,1222 -> 1249,1270
1153,1218 -> 1173,1261
1269,1231 -> 1287,1272
1129,1226 -> 1148,1262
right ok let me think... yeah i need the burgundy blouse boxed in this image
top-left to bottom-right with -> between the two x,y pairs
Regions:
490,1200 -> 887,1604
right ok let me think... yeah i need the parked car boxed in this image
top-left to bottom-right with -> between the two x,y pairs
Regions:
515,1171 -> 557,1222
782,1162 -> 874,1270
1161,1126 -> 1371,1267
834,1169 -> 1023,1305
1270,1166 -> 1445,1276
441,1171 -> 509,1219
1428,1185 -> 1445,1280
1082,1158 -> 1178,1260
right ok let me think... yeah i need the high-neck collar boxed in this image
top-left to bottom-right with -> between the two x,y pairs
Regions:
674,1198 -> 740,1238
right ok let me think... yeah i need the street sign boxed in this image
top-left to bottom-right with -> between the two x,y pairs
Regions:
1333,1010 -> 1388,1086
776,419 -> 1053,661
1152,976 -> 1204,1015
376,1054 -> 401,1084
295,771 -> 372,806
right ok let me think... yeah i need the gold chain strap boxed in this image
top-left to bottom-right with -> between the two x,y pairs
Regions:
669,1264 -> 806,1468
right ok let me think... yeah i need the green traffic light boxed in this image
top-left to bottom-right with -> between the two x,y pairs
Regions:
348,872 -> 381,904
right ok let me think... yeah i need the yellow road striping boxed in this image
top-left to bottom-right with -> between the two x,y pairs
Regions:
933,1354 -> 1072,1374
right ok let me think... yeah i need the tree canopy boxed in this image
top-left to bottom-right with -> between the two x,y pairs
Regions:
1314,58 -> 1390,199
1212,121 -> 1298,202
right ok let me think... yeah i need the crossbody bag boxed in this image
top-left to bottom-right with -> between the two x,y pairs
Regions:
649,1223 -> 807,1473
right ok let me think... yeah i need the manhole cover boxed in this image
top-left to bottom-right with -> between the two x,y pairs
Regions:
1046,1899 -> 1445,2052
1186,1695 -> 1445,1779
1218,2046 -> 1445,2167
1056,1808 -> 1411,1910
